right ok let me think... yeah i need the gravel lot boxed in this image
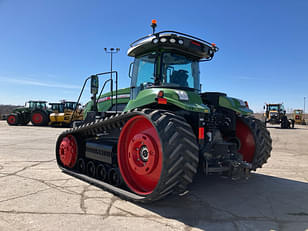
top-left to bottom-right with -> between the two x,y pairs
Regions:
0,121 -> 307,231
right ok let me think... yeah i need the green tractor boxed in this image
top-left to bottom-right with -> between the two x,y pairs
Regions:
56,21 -> 272,202
7,100 -> 51,126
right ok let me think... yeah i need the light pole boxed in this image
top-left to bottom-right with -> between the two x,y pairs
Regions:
304,96 -> 306,120
104,48 -> 120,108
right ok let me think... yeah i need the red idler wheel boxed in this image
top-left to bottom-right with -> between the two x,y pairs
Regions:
236,118 -> 256,163
7,114 -> 18,125
58,135 -> 78,168
118,115 -> 163,195
31,112 -> 43,125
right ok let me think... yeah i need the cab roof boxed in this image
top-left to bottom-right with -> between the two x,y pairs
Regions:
127,31 -> 218,61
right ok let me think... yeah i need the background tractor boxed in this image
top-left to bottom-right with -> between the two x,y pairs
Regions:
293,109 -> 306,125
49,101 -> 83,127
56,21 -> 272,202
7,100 -> 51,126
264,103 -> 294,129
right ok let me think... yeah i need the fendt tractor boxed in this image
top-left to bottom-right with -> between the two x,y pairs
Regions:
56,21 -> 272,202
7,100 -> 51,126
264,103 -> 294,129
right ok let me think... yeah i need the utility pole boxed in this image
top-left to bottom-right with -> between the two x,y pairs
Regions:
104,48 -> 120,109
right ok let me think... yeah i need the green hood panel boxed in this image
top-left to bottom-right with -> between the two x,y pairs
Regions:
124,88 -> 210,113
219,96 -> 253,115
84,88 -> 130,116
83,87 -> 251,117
97,88 -> 130,112
13,107 -> 30,113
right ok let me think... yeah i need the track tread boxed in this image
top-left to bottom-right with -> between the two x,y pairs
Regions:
56,109 -> 199,203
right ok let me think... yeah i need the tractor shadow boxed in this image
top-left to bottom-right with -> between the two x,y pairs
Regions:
266,125 -> 301,130
139,173 -> 308,229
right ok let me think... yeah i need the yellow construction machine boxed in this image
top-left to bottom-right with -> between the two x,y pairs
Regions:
264,103 -> 294,128
49,101 -> 83,127
293,109 -> 306,125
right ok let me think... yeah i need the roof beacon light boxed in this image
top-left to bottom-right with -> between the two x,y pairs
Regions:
151,19 -> 157,34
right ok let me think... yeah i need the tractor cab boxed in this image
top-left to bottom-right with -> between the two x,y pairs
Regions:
127,21 -> 218,99
265,103 -> 285,123
26,101 -> 48,110
267,104 -> 285,113
49,103 -> 65,113
62,101 -> 80,111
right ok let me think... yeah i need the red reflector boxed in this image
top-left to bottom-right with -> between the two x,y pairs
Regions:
198,127 -> 204,139
157,98 -> 167,104
191,41 -> 201,46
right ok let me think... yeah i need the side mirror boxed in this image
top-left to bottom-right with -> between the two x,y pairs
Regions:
128,62 -> 134,78
90,75 -> 98,95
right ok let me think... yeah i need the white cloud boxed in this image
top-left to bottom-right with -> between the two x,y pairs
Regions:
0,76 -> 80,89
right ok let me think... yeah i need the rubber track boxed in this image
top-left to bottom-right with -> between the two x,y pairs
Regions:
238,115 -> 272,171
56,108 -> 199,202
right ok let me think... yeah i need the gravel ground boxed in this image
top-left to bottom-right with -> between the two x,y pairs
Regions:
0,121 -> 307,231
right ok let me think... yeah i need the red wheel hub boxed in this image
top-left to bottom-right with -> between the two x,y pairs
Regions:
118,115 -> 162,195
236,119 -> 256,163
32,113 -> 43,124
8,115 -> 16,124
59,135 -> 78,168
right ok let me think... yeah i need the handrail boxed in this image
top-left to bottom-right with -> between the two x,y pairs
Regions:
70,71 -> 119,124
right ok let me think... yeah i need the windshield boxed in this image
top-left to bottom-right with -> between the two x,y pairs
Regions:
131,52 -> 200,99
161,53 -> 200,90
29,102 -> 47,109
131,53 -> 156,99
268,105 -> 284,111
51,104 -> 64,112
133,53 -> 155,86
65,102 -> 77,110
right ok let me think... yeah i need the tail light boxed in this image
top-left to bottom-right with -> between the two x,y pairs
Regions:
244,101 -> 249,108
156,91 -> 167,104
198,127 -> 205,140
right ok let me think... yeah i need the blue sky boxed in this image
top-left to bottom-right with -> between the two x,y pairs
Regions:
0,0 -> 307,112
